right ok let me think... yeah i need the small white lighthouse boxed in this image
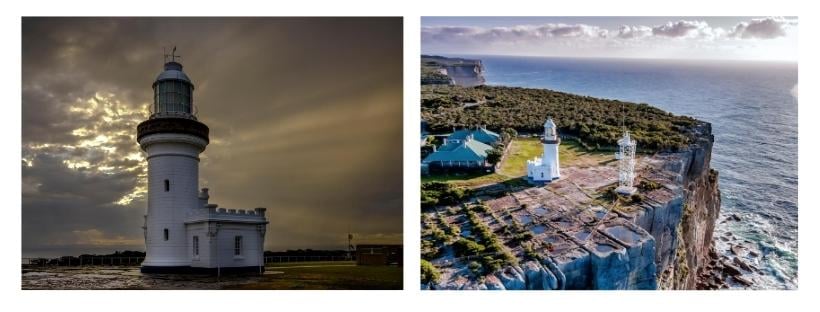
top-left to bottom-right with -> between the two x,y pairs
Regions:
138,50 -> 268,274
527,118 -> 561,183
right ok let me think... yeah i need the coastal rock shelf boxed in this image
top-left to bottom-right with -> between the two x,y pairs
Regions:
422,124 -> 720,290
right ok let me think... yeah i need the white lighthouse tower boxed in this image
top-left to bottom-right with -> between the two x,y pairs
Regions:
527,118 -> 561,183
138,50 -> 268,274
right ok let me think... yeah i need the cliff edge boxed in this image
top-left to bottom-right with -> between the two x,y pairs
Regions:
421,123 -> 721,290
421,55 -> 486,87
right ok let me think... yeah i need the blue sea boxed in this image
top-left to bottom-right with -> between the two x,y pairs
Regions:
473,55 -> 798,289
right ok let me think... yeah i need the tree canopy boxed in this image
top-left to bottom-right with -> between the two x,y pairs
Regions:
421,85 -> 701,152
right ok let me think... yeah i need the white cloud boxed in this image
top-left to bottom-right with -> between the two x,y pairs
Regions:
422,17 -> 796,60
617,25 -> 653,39
422,23 -> 608,43
651,20 -> 721,39
730,17 -> 797,39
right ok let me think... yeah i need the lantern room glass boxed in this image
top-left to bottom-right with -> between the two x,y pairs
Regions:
153,80 -> 193,115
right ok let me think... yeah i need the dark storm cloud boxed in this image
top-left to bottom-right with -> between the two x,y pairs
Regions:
22,17 -> 403,256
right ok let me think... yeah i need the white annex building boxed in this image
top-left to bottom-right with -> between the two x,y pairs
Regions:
527,118 -> 561,183
137,54 -> 269,274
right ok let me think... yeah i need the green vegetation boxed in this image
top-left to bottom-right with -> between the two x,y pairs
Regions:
522,243 -> 543,261
638,179 -> 662,192
497,137 -> 541,176
462,206 -> 517,272
422,172 -> 510,188
486,148 -> 503,166
422,85 -> 699,152
453,238 -> 486,257
600,184 -> 645,206
421,240 -> 440,260
421,259 -> 440,284
430,227 -> 448,243
481,256 -> 504,273
467,261 -> 483,276
421,182 -> 469,208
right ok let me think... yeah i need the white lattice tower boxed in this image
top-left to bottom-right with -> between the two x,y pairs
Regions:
616,130 -> 637,194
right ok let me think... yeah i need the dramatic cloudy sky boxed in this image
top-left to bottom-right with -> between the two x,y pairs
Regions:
22,17 -> 403,257
422,16 -> 798,61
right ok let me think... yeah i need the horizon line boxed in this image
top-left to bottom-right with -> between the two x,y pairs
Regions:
422,52 -> 798,64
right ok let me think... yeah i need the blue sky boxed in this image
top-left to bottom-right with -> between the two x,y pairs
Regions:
422,17 -> 798,61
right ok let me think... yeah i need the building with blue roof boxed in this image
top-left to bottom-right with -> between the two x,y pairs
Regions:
447,126 -> 500,146
422,127 -> 500,170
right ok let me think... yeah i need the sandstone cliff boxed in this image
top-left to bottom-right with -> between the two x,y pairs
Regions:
421,55 -> 485,87
422,123 -> 721,290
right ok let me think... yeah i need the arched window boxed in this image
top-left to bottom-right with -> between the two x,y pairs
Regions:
163,229 -> 169,241
164,179 -> 170,192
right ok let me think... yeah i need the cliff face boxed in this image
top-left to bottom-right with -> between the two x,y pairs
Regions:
604,123 -> 721,290
656,124 -> 721,289
421,55 -> 486,87
423,124 -> 721,290
443,63 -> 485,87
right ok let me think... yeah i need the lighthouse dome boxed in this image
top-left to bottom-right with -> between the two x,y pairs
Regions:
154,61 -> 193,86
151,60 -> 195,119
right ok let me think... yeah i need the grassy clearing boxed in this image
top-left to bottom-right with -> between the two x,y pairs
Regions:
559,139 -> 613,168
497,137 -> 542,177
226,262 -> 402,290
421,138 -> 614,189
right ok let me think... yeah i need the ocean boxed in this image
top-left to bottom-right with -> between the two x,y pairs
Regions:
473,55 -> 798,289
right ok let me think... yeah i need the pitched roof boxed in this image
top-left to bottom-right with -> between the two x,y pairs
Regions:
422,139 -> 494,163
448,128 -> 500,145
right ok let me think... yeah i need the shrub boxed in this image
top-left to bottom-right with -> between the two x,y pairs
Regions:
430,227 -> 448,243
447,223 -> 461,237
421,259 -> 440,284
421,182 -> 469,208
513,232 -> 534,244
467,261 -> 483,276
472,204 -> 490,214
481,256 -> 503,274
453,238 -> 486,257
522,243 -> 544,261
486,147 -> 504,165
638,179 -> 662,192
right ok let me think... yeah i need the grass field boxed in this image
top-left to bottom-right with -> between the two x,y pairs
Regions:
422,138 -> 613,188
225,261 -> 403,290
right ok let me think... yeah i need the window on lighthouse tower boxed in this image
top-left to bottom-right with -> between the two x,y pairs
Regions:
164,179 -> 170,192
163,229 -> 169,241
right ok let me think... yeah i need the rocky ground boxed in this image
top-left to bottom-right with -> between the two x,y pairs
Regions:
422,130 -> 725,290
21,266 -> 273,289
695,213 -> 767,289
